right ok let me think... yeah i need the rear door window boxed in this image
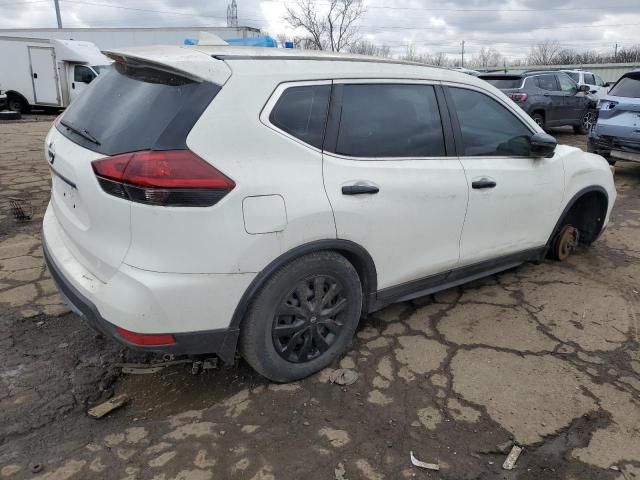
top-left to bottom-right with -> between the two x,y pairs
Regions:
583,73 -> 595,85
269,85 -> 330,149
536,74 -> 558,91
333,84 -> 446,158
448,87 -> 532,157
58,62 -> 219,155
609,74 -> 640,98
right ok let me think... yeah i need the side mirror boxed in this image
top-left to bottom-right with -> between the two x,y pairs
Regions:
530,132 -> 557,158
578,84 -> 590,93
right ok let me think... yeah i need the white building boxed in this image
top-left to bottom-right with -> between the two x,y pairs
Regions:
0,26 -> 261,50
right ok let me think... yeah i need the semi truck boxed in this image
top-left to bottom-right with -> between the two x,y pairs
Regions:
0,36 -> 111,112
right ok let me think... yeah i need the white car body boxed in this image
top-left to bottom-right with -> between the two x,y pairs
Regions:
562,69 -> 609,101
43,46 -> 616,379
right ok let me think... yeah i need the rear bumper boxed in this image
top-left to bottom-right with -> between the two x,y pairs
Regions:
43,204 -> 254,363
588,132 -> 640,162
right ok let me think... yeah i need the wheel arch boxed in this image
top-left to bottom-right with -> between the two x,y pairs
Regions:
5,91 -> 30,112
547,186 -> 609,248
229,239 -> 378,332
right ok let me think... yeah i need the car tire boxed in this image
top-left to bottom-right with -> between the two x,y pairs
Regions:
7,95 -> 29,114
531,112 -> 545,130
574,109 -> 595,134
240,251 -> 363,383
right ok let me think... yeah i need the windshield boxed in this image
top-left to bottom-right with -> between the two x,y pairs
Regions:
479,76 -> 523,89
609,74 -> 640,98
91,65 -> 111,74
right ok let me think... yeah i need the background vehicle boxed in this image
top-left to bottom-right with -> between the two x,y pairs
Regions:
43,47 -> 615,382
562,69 -> 609,101
0,36 -> 111,112
479,70 -> 597,133
588,69 -> 640,165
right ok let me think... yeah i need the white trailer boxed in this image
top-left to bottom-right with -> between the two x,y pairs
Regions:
0,36 -> 111,112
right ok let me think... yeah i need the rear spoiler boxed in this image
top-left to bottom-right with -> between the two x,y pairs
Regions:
104,46 -> 231,85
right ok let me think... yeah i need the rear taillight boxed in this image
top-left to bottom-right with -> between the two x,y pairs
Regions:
92,150 -> 235,207
507,92 -> 528,103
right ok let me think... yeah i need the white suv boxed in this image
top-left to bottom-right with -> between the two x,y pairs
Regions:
43,46 -> 616,382
562,69 -> 609,101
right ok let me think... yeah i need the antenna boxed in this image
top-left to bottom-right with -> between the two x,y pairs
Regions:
227,0 -> 238,28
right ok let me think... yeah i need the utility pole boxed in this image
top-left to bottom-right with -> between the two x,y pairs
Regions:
461,40 -> 465,67
53,0 -> 62,28
614,42 -> 618,61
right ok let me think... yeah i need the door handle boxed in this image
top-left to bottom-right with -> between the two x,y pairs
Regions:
342,184 -> 379,195
33,73 -> 38,79
472,178 -> 497,189
72,82 -> 75,89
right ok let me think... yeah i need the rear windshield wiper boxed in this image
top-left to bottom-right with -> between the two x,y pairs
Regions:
60,120 -> 101,146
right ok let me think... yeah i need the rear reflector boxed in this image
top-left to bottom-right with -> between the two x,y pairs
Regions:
92,150 -> 235,207
116,327 -> 176,346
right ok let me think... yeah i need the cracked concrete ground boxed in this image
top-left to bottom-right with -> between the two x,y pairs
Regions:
0,121 -> 639,480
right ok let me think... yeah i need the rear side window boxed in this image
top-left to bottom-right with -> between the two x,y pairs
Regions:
536,74 -> 558,91
58,62 -> 219,155
334,84 -> 445,158
609,74 -> 640,98
449,87 -> 532,157
479,76 -> 523,89
269,85 -> 330,149
583,73 -> 595,85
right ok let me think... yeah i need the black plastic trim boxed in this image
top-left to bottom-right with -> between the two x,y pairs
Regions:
371,247 -> 545,311
42,238 -> 238,363
228,239 -> 378,332
49,165 -> 77,189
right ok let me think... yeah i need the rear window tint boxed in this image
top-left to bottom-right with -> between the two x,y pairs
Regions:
609,75 -> 640,98
269,85 -> 330,149
334,84 -> 445,158
479,77 -> 523,89
57,62 -> 219,155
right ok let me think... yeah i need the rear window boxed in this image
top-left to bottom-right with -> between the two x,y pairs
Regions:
479,76 -> 523,89
57,62 -> 220,155
609,74 -> 640,98
269,85 -> 330,149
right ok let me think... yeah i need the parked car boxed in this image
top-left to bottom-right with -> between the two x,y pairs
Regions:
0,89 -> 6,110
479,70 -> 597,133
43,46 -> 616,382
588,69 -> 640,165
562,69 -> 609,101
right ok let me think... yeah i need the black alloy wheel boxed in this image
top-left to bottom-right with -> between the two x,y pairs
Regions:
272,275 -> 347,363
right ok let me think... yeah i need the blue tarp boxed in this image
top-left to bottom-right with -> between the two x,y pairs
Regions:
184,36 -> 278,47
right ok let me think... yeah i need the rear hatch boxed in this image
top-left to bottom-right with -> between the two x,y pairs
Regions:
49,55 -> 224,282
595,72 -> 640,149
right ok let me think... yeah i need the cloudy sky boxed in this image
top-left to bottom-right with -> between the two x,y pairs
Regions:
1,0 -> 639,61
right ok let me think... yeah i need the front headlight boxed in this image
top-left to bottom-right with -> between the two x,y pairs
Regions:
599,101 -> 617,111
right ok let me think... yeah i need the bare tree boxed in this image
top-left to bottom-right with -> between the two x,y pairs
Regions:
527,40 -> 563,65
471,47 -> 502,68
284,0 -> 365,52
427,52 -> 449,67
348,39 -> 391,58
